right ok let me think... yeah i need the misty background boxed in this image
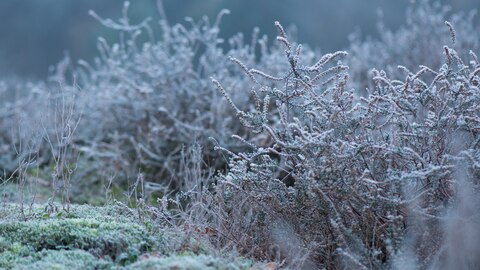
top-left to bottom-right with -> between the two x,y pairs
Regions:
0,0 -> 478,79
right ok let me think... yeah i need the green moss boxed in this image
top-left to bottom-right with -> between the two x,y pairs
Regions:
126,254 -> 252,270
12,250 -> 113,270
2,218 -> 154,259
0,204 -> 164,268
0,204 -> 252,269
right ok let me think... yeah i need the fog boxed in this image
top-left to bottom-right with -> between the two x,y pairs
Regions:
0,0 -> 478,79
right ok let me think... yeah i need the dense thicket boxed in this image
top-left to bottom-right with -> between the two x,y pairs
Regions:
1,1 -> 479,269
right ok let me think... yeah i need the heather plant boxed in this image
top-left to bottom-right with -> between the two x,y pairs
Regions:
348,0 -> 480,96
0,69 -> 82,211
1,1 -> 321,205
61,1 -> 326,202
1,1 -> 480,269
208,17 -> 480,269
0,81 -> 46,179
65,3 -> 262,196
0,80 -> 50,212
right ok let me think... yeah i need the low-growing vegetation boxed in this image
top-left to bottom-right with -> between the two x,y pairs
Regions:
1,0 -> 479,269
0,204 -> 253,269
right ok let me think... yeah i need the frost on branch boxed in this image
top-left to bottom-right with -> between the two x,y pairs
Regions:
211,18 -> 480,268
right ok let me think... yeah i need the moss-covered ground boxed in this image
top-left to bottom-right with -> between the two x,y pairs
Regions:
0,204 -> 254,270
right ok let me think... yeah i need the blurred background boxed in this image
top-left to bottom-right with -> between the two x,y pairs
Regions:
0,0 -> 478,80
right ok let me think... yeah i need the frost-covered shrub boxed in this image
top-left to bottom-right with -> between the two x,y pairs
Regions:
348,0 -> 480,95
1,1 -> 479,268
0,81 -> 47,178
1,2 -> 317,204
67,4 -> 276,193
0,75 -> 83,208
0,46 -> 100,206
207,17 -> 480,269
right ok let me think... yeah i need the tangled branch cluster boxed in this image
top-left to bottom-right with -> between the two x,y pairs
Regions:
209,15 -> 480,270
1,1 -> 479,268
